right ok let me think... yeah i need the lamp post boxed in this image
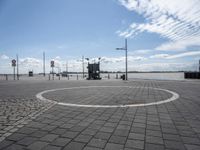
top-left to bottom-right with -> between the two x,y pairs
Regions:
199,59 -> 200,72
98,57 -> 101,79
85,58 -> 89,78
43,52 -> 45,76
116,38 -> 128,80
82,56 -> 85,78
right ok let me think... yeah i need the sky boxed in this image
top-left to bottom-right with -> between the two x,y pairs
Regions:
0,0 -> 200,74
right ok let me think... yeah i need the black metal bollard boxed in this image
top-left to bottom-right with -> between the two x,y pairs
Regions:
59,74 -> 60,80
49,74 -> 50,80
5,74 -> 8,80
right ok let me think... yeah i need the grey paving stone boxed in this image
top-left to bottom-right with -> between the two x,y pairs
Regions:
124,148 -> 141,150
74,134 -> 92,143
130,127 -> 145,134
41,125 -> 57,131
61,131 -> 79,138
0,140 -> 14,149
146,130 -> 162,137
51,121 -> 64,126
7,133 -> 27,141
100,126 -> 115,133
27,141 -> 49,150
145,143 -> 165,150
40,134 -> 59,142
63,141 -> 85,150
17,136 -> 38,146
181,136 -> 200,145
116,124 -> 131,130
88,138 -> 107,148
51,137 -> 71,146
146,135 -> 164,144
31,130 -> 48,138
51,128 -> 66,135
105,143 -> 124,150
128,132 -> 145,140
164,140 -> 186,150
4,144 -> 26,150
83,146 -> 103,150
95,132 -> 111,140
163,133 -> 181,141
179,130 -> 197,137
104,122 -> 118,127
81,128 -> 98,136
146,125 -> 161,131
17,127 -> 38,134
162,127 -> 178,134
27,122 -> 47,129
42,145 -> 61,150
60,123 -> 74,129
109,135 -> 127,144
70,126 -> 86,132
1,78 -> 200,150
68,119 -> 81,124
125,139 -> 144,149
185,144 -> 200,150
113,129 -> 129,137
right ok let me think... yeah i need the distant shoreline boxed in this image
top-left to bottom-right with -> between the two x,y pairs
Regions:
0,71 -> 195,75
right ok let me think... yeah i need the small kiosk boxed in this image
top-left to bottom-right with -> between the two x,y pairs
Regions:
87,63 -> 101,80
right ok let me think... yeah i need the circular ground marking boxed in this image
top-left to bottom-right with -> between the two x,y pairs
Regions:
36,86 -> 179,108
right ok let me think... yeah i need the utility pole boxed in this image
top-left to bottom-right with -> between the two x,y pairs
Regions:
116,38 -> 128,80
43,52 -> 45,76
125,39 -> 128,80
199,59 -> 200,72
16,54 -> 19,80
82,56 -> 84,78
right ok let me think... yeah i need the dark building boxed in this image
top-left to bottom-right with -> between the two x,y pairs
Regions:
87,63 -> 101,80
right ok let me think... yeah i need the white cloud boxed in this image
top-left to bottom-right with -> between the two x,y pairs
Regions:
149,51 -> 200,59
0,54 -> 9,60
129,49 -> 152,54
128,62 -> 197,72
100,55 -> 147,64
118,0 -> 200,51
19,57 -> 42,67
129,56 -> 147,61
166,51 -> 200,59
55,56 -> 61,60
150,54 -> 170,59
156,37 -> 200,51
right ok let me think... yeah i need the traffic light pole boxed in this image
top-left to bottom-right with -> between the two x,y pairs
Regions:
13,66 -> 16,80
52,67 -> 54,80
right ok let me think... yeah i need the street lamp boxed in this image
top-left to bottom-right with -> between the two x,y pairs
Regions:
116,38 -> 128,80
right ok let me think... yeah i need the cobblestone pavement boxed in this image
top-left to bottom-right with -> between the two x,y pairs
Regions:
0,79 -> 200,150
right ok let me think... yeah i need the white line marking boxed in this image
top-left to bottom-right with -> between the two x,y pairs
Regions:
36,86 -> 179,108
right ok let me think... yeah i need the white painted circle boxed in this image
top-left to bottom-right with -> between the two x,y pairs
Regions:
36,86 -> 179,108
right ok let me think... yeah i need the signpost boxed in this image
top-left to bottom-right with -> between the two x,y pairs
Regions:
51,60 -> 54,80
12,59 -> 16,80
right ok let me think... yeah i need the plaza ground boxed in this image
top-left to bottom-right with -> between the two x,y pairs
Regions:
0,79 -> 200,150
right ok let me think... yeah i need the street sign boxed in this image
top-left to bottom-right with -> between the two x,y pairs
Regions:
51,61 -> 54,67
12,59 -> 16,67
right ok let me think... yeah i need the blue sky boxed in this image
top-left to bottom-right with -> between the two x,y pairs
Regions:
0,0 -> 200,73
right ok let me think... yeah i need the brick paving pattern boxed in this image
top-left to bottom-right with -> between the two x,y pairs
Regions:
0,79 -> 200,150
